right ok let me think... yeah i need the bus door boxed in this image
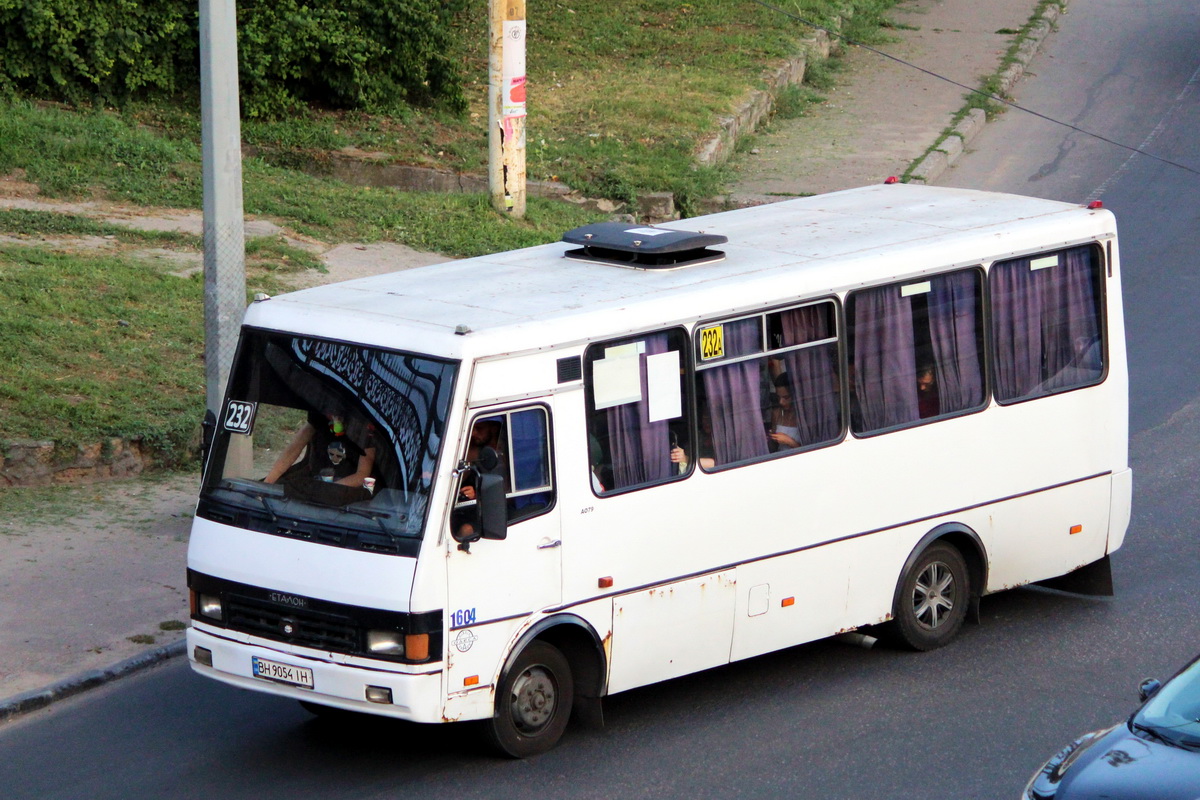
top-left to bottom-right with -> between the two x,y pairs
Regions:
445,403 -> 560,690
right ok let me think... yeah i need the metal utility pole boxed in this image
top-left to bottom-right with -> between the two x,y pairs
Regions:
199,0 -> 249,470
488,0 -> 527,217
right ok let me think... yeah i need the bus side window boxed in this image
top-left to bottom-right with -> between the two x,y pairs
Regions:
507,408 -> 553,523
693,301 -> 841,469
991,244 -> 1105,403
455,408 -> 554,528
848,268 -> 986,434
585,329 -> 692,494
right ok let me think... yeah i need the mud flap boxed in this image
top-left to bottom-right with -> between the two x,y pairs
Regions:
1034,554 -> 1114,597
572,695 -> 604,730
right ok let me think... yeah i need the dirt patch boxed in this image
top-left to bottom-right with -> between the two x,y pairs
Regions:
0,475 -> 197,699
0,191 -> 451,288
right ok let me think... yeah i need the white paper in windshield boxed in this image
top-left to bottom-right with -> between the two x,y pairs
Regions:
593,343 -> 643,409
647,350 -> 682,422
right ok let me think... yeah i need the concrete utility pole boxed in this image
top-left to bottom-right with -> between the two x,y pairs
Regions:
199,0 -> 248,468
488,0 -> 527,218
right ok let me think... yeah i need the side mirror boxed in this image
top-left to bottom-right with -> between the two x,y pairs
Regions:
477,445 -> 501,473
451,472 -> 508,550
1138,678 -> 1162,703
477,473 -> 508,540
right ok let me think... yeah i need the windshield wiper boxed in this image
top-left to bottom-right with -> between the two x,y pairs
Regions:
339,505 -> 397,542
217,483 -> 279,522
1133,722 -> 1180,747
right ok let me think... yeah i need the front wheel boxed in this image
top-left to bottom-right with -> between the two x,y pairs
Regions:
487,640 -> 574,758
890,542 -> 970,651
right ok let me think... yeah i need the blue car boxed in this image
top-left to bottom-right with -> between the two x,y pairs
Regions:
1024,654 -> 1200,799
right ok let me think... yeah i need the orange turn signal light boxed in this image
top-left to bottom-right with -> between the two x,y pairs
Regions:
782,597 -> 795,607
1069,525 -> 1083,535
405,633 -> 430,661
464,675 -> 479,687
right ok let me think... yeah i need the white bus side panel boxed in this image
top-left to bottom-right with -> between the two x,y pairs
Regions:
607,571 -> 736,694
730,535 -> 899,662
562,383 -> 1117,687
984,476 -> 1113,591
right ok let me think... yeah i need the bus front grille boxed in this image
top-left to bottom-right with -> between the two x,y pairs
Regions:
226,595 -> 359,652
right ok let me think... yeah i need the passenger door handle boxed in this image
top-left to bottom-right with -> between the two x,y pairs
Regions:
537,539 -> 562,550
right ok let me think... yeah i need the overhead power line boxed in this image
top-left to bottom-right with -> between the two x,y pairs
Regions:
750,0 -> 1200,179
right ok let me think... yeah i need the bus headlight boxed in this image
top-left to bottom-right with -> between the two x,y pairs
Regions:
366,630 -> 405,656
197,594 -> 223,621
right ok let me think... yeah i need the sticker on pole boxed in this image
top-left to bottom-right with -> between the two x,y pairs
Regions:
223,400 -> 257,435
502,20 -> 527,119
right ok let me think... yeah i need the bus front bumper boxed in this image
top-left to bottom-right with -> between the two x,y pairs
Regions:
186,627 -> 445,723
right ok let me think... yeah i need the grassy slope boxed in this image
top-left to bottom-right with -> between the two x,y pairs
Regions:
0,0 -> 899,467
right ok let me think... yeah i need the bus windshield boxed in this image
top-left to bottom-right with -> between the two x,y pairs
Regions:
198,329 -> 458,555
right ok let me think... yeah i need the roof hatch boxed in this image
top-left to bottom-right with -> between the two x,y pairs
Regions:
562,222 -> 727,269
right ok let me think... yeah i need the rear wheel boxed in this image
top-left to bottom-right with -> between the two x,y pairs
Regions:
487,640 -> 574,758
890,542 -> 969,651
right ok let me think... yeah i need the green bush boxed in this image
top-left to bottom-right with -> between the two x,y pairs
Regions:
238,0 -> 466,118
0,0 -> 465,116
0,0 -> 195,103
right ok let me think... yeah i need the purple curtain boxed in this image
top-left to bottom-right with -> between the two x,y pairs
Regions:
1043,246 -> 1102,390
991,259 -> 1044,400
608,334 -> 674,488
852,286 -> 918,430
992,246 -> 1101,401
928,271 -> 984,413
702,318 -> 770,465
779,305 -> 841,446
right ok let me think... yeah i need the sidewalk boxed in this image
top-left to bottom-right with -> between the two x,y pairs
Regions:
0,0 -> 1060,722
730,0 -> 1050,200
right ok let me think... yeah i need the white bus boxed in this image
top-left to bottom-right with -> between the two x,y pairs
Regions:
187,184 -> 1131,756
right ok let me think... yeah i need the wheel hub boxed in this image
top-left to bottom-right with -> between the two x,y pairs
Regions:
913,561 -> 955,630
511,666 -> 556,733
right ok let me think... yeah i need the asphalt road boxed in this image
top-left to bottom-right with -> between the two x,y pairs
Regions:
4,2 -> 1200,798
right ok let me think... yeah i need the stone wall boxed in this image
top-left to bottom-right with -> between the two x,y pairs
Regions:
0,438 -> 153,488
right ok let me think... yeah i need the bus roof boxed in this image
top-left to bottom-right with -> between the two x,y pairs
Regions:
244,184 -> 1116,360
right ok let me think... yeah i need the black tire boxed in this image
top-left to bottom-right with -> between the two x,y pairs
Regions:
889,542 -> 970,651
487,640 -> 574,758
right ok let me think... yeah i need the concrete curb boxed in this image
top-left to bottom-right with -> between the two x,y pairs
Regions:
908,0 -> 1067,184
0,640 -> 185,725
695,29 -> 836,169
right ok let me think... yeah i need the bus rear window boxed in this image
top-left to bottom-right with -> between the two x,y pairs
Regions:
990,244 -> 1105,403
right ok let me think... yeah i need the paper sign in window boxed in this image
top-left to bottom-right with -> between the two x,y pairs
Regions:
593,349 -> 642,409
646,350 -> 682,422
1030,255 -> 1059,271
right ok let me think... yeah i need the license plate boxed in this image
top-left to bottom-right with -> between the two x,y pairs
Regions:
252,656 -> 314,689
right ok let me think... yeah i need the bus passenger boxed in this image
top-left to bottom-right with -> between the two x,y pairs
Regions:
768,373 -> 802,450
917,367 -> 940,419
265,410 -> 375,488
459,418 -> 505,501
